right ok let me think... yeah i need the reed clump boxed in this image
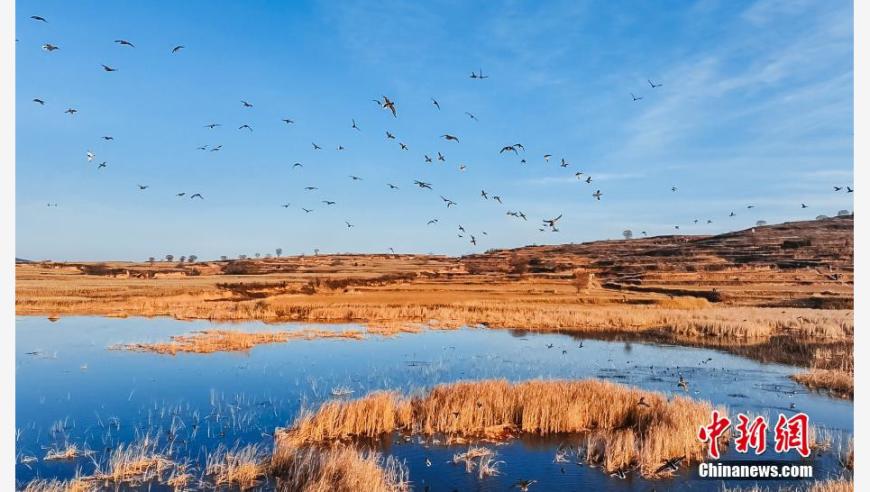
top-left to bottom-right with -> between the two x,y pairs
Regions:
205,444 -> 268,489
276,379 -> 719,477
271,445 -> 410,492
115,328 -> 365,355
21,478 -> 95,492
44,444 -> 91,461
88,436 -> 174,485
792,369 -> 853,399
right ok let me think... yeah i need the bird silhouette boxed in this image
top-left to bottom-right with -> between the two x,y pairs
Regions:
834,186 -> 843,191
204,123 -> 221,129
500,145 -> 518,154
238,124 -> 253,131
345,221 -> 355,228
427,219 -> 438,225
380,96 -> 397,117
442,134 -> 459,142
312,143 -> 322,150
302,208 -> 313,213
31,15 -> 48,22
101,64 -> 118,72
431,98 -> 440,110
176,192 -> 186,197
33,98 -> 45,105
465,112 -> 478,121
399,143 -> 408,150
171,45 -> 184,53
631,93 -> 643,101
281,203 -> 290,208
440,195 -> 457,207
304,186 -> 318,191
592,190 -> 602,200
493,195 -> 502,204
414,180 -> 432,189
349,175 -> 363,181
513,480 -> 536,491
190,193 -> 203,199
114,39 -> 135,47
385,131 -> 395,140
322,201 -> 336,205
543,214 -> 562,228
847,186 -> 854,193
424,155 -> 433,163
480,190 -> 488,199
97,162 -> 107,169
655,456 -> 685,474
387,183 -> 399,190
292,162 -> 303,168
137,185 -> 149,190
437,152 -> 446,162
648,79 -> 663,88
241,100 -> 253,108
351,119 -> 360,130
282,118 -> 295,124
42,44 -> 59,52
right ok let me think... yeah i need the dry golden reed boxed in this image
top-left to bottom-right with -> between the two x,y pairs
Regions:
276,379 -> 720,477
271,445 -> 409,492
792,370 -> 853,399
115,328 -> 365,354
205,444 -> 267,489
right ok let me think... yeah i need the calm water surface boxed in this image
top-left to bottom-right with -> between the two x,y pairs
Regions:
15,316 -> 853,490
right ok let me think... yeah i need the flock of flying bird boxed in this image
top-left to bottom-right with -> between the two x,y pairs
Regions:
25,13 -> 852,255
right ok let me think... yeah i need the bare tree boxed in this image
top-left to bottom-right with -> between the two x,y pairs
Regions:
165,254 -> 174,262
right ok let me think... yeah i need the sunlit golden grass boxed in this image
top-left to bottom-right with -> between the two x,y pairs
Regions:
271,445 -> 410,492
114,328 -> 365,354
88,436 -> 173,485
276,379 -> 721,477
205,444 -> 267,489
792,370 -> 854,399
21,478 -> 96,492
44,444 -> 91,461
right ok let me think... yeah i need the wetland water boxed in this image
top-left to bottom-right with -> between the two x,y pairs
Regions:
16,316 -> 852,490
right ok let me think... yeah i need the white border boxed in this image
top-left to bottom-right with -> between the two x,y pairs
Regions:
853,0 -> 866,487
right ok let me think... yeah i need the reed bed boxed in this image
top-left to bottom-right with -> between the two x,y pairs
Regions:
87,436 -> 174,485
43,444 -> 91,461
276,379 -> 720,477
723,479 -> 854,491
792,370 -> 854,399
271,445 -> 410,492
114,328 -> 365,354
21,478 -> 95,492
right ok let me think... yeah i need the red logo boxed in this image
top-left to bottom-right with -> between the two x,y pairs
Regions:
699,411 -> 811,458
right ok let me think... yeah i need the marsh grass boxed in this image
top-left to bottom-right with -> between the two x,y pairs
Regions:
21,477 -> 95,492
88,435 -> 173,485
271,445 -> 410,492
205,443 -> 267,489
277,379 -> 720,477
44,444 -> 92,461
792,370 -> 854,399
114,328 -> 365,354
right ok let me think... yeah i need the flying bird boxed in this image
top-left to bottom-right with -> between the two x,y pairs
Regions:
542,214 -> 562,228
322,200 -> 336,205
399,142 -> 408,150
834,186 -> 843,191
480,190 -> 488,200
86,151 -> 95,162
241,100 -> 253,108
544,154 -> 552,162
171,45 -> 184,53
437,152 -> 446,162
101,64 -> 117,72
414,180 -> 432,189
431,98 -> 440,110
424,155 -> 432,163
442,134 -> 459,142
458,164 -> 467,172
64,108 -> 77,115
114,39 -> 135,47
312,143 -> 322,150
349,175 -> 363,181
648,79 -> 663,88
204,123 -> 221,129
500,145 -> 518,154
380,96 -> 397,117
32,98 -> 45,105
592,190 -> 602,200
302,208 -> 313,213
42,44 -> 59,52
238,124 -> 253,131
282,118 -> 295,124
190,193 -> 204,199
351,119 -> 360,130
427,219 -> 438,225
655,456 -> 685,475
385,131 -> 396,139
387,183 -> 399,190
440,195 -> 457,207
631,93 -> 643,101
847,186 -> 853,193
30,15 -> 48,22
137,184 -> 149,190
304,186 -> 318,191
560,158 -> 570,168
465,112 -> 478,121
493,195 -> 502,203
345,221 -> 355,228
97,162 -> 107,169
513,480 -> 536,491
801,203 -> 808,208
176,192 -> 186,197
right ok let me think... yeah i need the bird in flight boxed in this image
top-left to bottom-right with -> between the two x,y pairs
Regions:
585,176 -> 592,184
322,200 -> 336,205
351,119 -> 360,131
101,135 -> 114,141
458,225 -> 466,232
42,43 -> 59,52
64,108 -> 77,115
431,98 -> 440,110
592,190 -> 602,200
171,45 -> 184,53
631,93 -> 643,101
304,186 -> 318,191
210,145 -> 222,152
190,193 -> 204,199
33,98 -> 45,105
281,203 -> 290,208
513,479 -> 536,491
349,175 -> 363,181
427,218 -> 438,225
241,100 -> 253,108
544,154 -> 552,162
385,131 -> 396,140
440,196 -> 457,207
500,145 -> 519,155
414,180 -> 432,189
655,456 -> 685,475
560,158 -> 570,168
801,203 -> 808,208
345,221 -> 355,228
542,214 -> 562,228
97,162 -> 107,169
282,118 -> 295,124
459,164 -> 467,172
480,190 -> 488,200
137,184 -> 149,190
424,155 -> 432,163
671,186 -> 678,192
387,183 -> 399,190
442,134 -> 459,142
312,142 -> 322,150
31,15 -> 48,22
847,186 -> 854,193
465,112 -> 478,121
380,96 -> 397,117
238,124 -> 253,131
648,79 -> 663,88
470,235 -> 477,245
469,68 -> 489,79
437,152 -> 446,162
204,123 -> 221,129
493,195 -> 502,204
176,192 -> 186,197
834,186 -> 843,191
302,208 -> 313,213
729,211 -> 736,217
399,143 -> 408,150
101,64 -> 118,72
86,151 -> 95,162
114,39 -> 135,48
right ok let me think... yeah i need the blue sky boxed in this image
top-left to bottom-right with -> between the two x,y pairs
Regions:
15,0 -> 853,261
